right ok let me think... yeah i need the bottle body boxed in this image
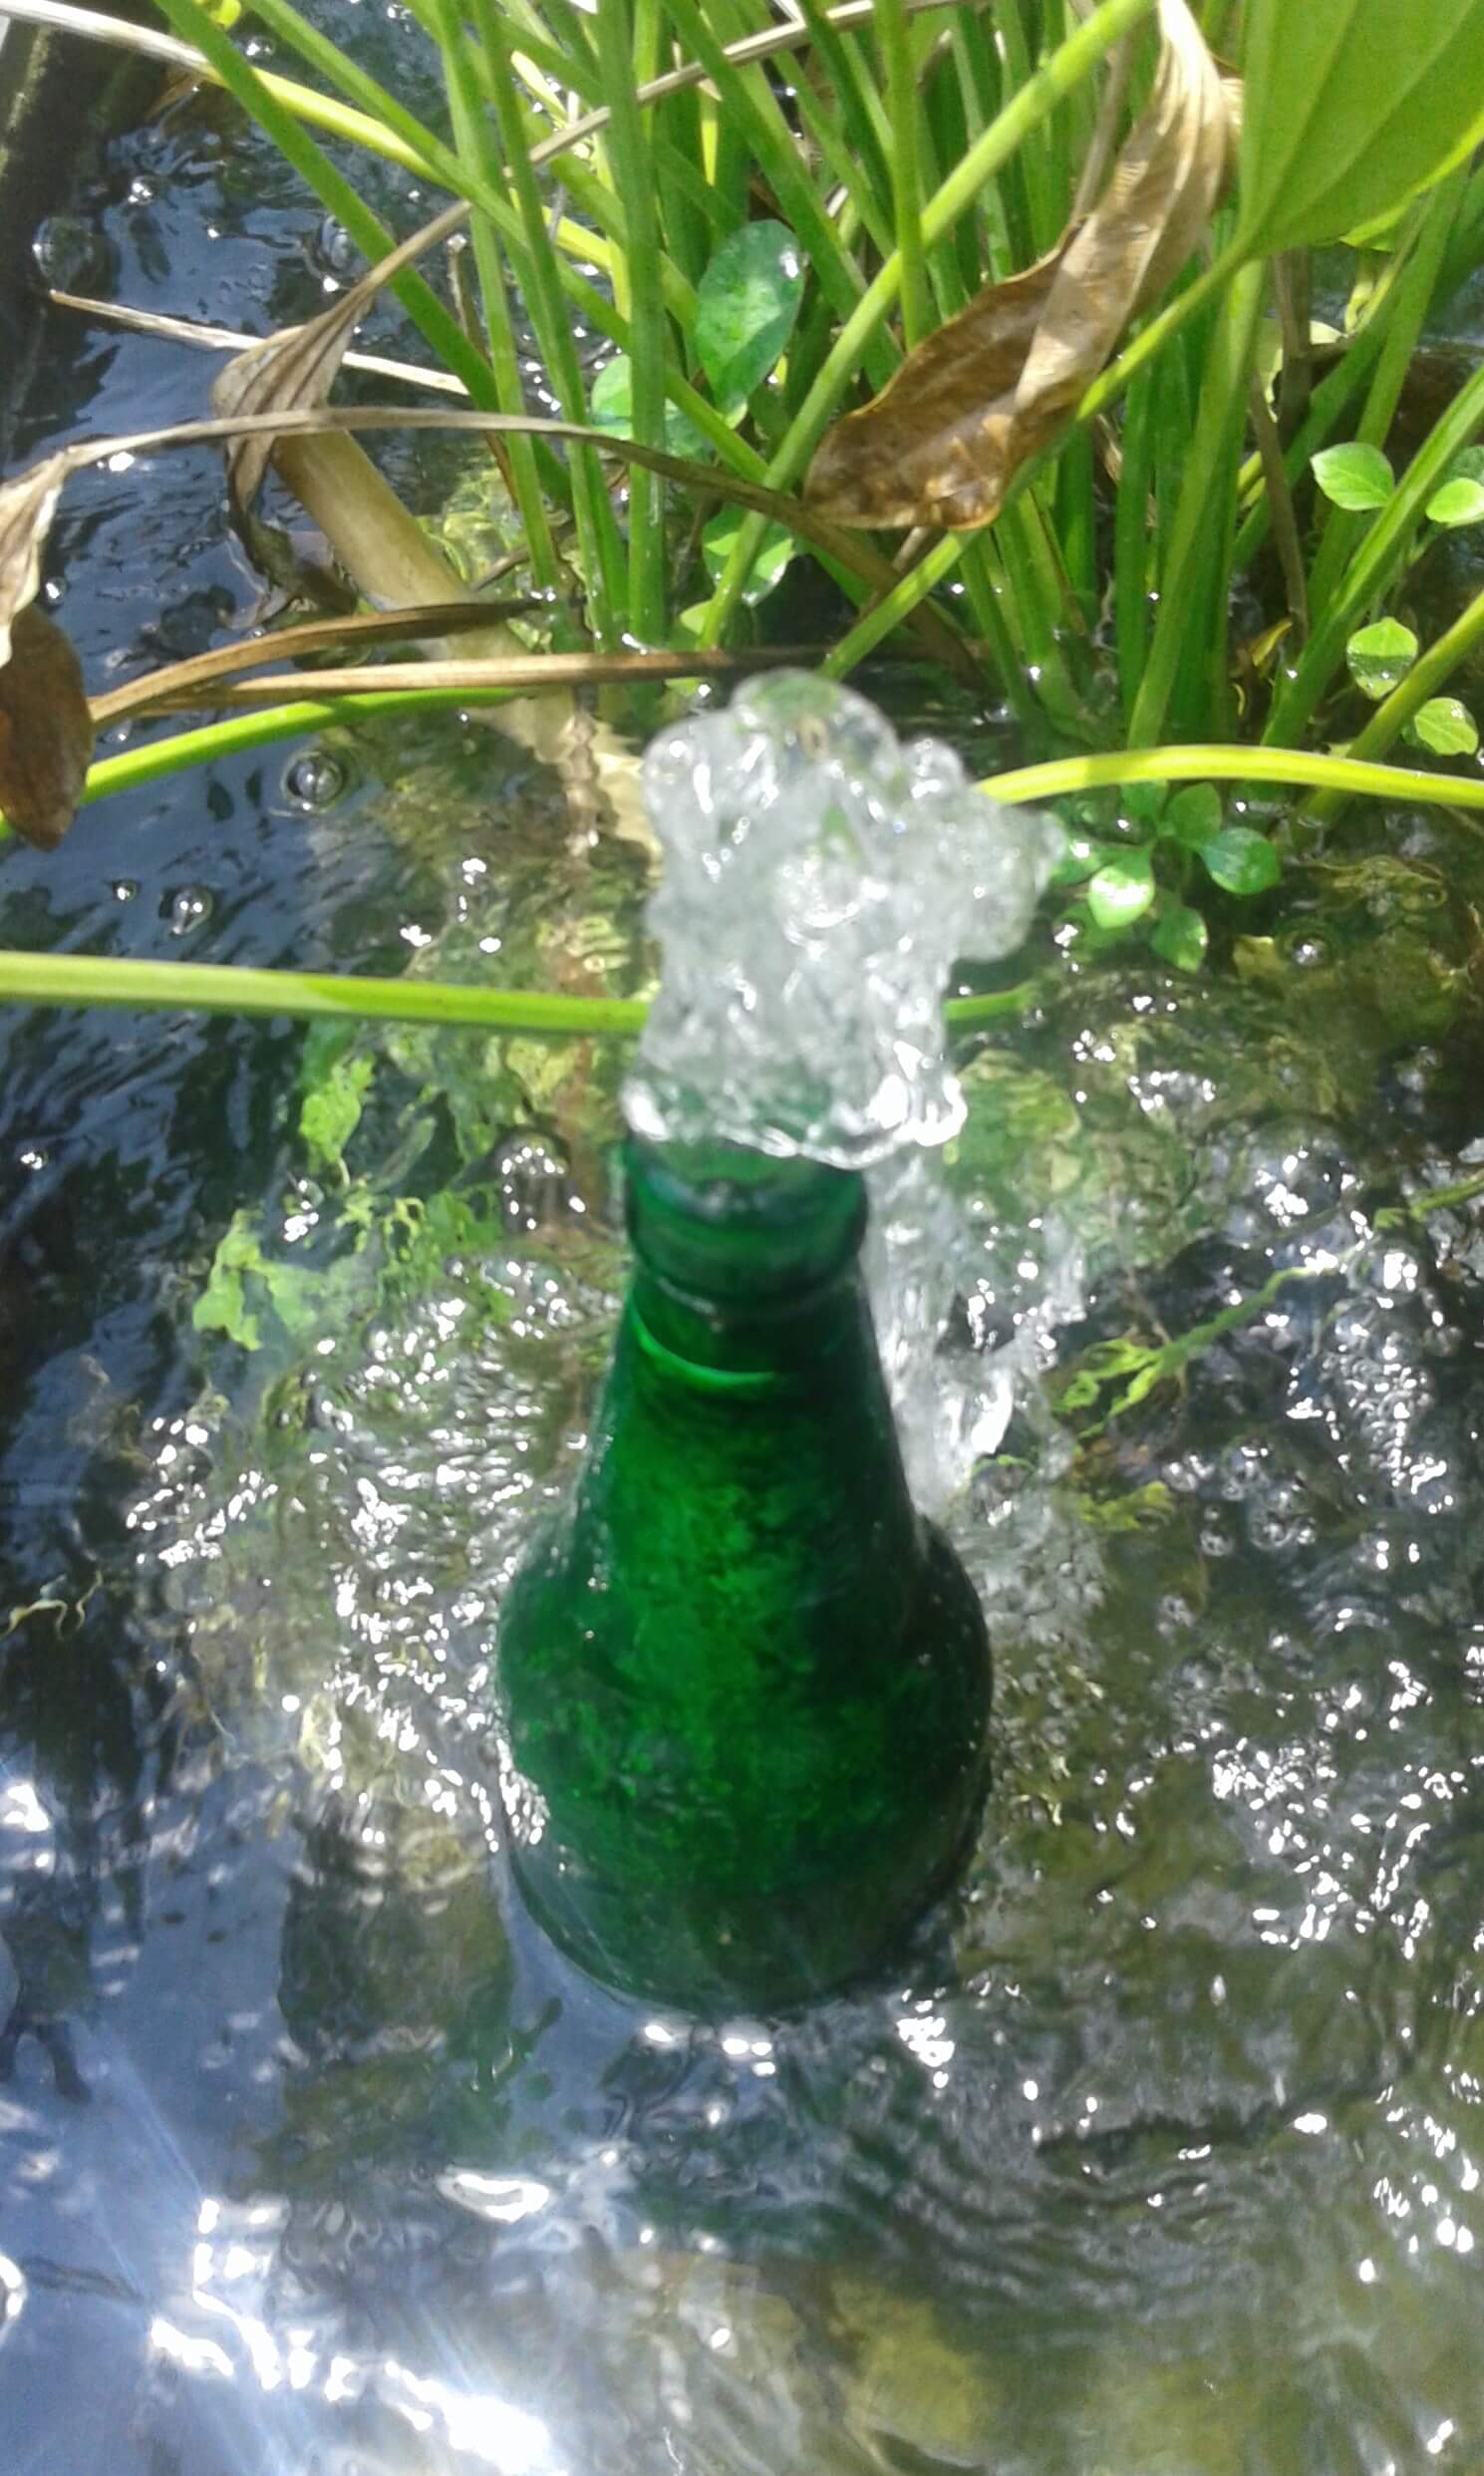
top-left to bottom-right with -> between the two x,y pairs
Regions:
494,1143 -> 991,2010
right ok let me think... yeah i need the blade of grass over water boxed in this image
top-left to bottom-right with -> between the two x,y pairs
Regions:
0,949 -> 1039,1037
0,952 -> 650,1038
10,705 -> 1484,857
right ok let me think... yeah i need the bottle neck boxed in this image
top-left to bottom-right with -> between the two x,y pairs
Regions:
621,1135 -> 871,1384
628,1251 -> 866,1387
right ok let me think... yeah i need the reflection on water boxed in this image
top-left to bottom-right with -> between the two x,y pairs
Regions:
4,31 -> 1484,2476
11,833 -> 1484,2470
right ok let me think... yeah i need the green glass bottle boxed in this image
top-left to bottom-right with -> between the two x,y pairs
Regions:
494,1137 -> 991,2010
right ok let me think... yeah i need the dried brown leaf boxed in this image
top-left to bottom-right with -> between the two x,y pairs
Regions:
805,254 -> 1068,530
805,0 -> 1230,531
212,286 -> 375,518
0,455 -> 69,665
0,604 -> 93,849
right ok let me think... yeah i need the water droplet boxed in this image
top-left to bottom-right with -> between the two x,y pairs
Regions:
112,879 -> 139,903
127,175 -> 155,205
283,749 -> 349,810
31,213 -> 112,293
17,1145 -> 48,1173
166,886 -> 214,936
1288,935 -> 1331,969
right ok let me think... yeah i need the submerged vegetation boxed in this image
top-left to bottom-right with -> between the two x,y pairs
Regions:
4,0 -> 1484,1022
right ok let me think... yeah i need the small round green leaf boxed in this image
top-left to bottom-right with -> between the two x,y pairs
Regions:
1425,477 -> 1484,528
1345,616 -> 1419,701
1150,903 -> 1209,973
701,509 -> 796,604
590,356 -> 709,459
1312,443 -> 1395,511
1165,783 -> 1223,847
1402,696 -> 1480,757
694,221 -> 805,413
1087,855 -> 1155,930
1199,826 -> 1281,897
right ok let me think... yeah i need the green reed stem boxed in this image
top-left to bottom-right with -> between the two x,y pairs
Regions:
429,0 -> 560,587
877,0 -> 930,349
982,743 -> 1484,811
594,0 -> 669,640
1128,261 -> 1264,747
475,0 -> 625,641
0,950 -> 649,1038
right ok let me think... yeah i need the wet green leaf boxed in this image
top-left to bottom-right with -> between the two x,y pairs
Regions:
1425,475 -> 1484,528
1311,442 -> 1394,511
1165,783 -> 1223,846
701,509 -> 796,604
1240,0 -> 1484,252
1088,852 -> 1156,929
693,221 -> 804,413
1403,696 -> 1479,757
590,356 -> 710,459
1151,901 -> 1209,971
1199,826 -> 1280,896
1345,616 -> 1418,700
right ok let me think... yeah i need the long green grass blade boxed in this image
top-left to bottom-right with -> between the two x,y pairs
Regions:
593,0 -> 669,641
0,950 -> 648,1038
1128,260 -> 1264,746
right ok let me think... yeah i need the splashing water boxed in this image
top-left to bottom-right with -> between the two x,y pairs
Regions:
626,671 -> 1060,1164
625,671 -> 1063,1505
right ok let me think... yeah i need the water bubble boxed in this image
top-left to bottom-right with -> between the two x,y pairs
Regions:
166,886 -> 214,936
31,213 -> 112,293
16,1145 -> 48,1173
312,215 -> 358,279
111,879 -> 139,903
283,749 -> 349,810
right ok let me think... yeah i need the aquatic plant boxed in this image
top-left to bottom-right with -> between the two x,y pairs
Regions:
3,0 -> 1484,1031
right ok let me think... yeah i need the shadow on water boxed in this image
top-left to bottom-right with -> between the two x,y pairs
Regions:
6,22 -> 1484,2476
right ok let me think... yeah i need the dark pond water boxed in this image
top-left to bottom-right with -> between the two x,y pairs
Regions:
5,30 -> 1484,2476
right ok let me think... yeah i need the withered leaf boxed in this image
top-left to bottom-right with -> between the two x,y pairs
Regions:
0,603 -> 93,850
805,253 -> 1068,530
211,206 -> 466,519
806,0 -> 1231,530
212,283 -> 375,519
0,454 -> 69,664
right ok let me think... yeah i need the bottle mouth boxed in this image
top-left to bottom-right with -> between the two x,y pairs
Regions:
624,1135 -> 866,1302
